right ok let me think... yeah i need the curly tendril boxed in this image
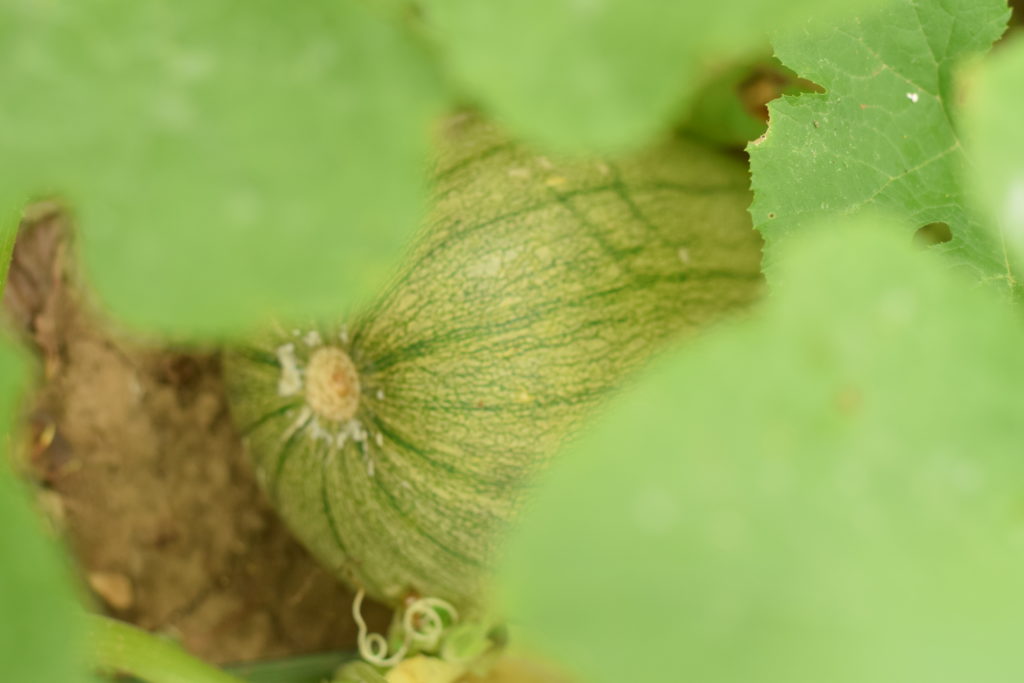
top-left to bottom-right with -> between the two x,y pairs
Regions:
352,589 -> 460,668
403,596 -> 459,652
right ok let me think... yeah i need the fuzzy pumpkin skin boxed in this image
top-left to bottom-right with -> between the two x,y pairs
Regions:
224,115 -> 763,612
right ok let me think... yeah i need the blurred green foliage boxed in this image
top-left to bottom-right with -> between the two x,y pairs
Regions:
0,341 -> 90,682
499,219 -> 1024,683
420,0 -> 884,153
1,0 -> 445,337
963,35 -> 1024,274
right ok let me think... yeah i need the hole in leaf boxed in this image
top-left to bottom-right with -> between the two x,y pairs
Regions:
913,221 -> 952,248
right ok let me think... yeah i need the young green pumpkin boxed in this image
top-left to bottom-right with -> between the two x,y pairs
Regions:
224,115 -> 763,613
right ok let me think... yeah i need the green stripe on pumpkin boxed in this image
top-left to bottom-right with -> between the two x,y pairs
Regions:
224,114 -> 763,612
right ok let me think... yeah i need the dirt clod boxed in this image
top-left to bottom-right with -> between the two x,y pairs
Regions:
3,210 -> 389,664
87,571 -> 135,611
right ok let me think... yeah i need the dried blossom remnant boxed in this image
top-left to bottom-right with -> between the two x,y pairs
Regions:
305,346 -> 361,422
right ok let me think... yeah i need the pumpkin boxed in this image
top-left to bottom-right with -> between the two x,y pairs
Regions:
224,114 -> 762,613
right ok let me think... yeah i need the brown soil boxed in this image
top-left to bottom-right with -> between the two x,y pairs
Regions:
3,207 -> 389,665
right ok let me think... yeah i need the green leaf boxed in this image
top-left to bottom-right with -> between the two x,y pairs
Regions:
749,0 -> 1015,292
0,340 -> 90,683
421,0 -> 885,153
962,36 -> 1024,272
498,217 -> 1024,683
1,0 -> 446,337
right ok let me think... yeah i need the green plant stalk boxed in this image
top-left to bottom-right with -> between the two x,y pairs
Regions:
88,614 -> 246,683
225,651 -> 358,683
